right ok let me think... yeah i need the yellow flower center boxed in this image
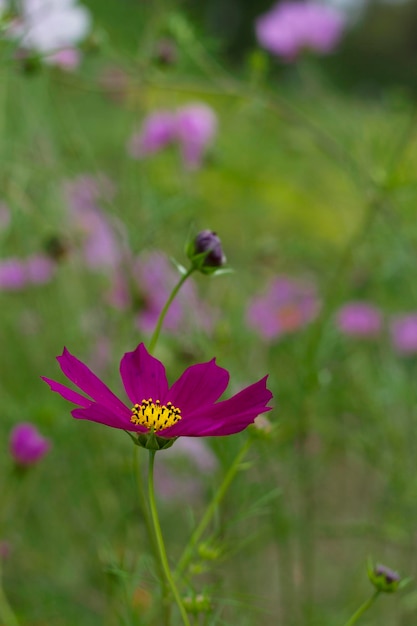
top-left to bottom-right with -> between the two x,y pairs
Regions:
130,398 -> 182,432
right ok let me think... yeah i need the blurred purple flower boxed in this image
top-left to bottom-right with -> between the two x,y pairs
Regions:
175,103 -> 217,170
246,276 -> 320,341
335,302 -> 382,338
9,422 -> 51,466
0,259 -> 27,290
108,251 -> 216,335
255,1 -> 345,61
0,255 -> 55,291
390,314 -> 417,355
64,175 -> 121,270
128,102 -> 217,170
128,111 -> 177,157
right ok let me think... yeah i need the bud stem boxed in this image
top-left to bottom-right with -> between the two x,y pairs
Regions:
343,590 -> 380,626
148,267 -> 195,354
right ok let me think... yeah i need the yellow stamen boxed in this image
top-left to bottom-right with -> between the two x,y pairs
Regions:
130,398 -> 182,432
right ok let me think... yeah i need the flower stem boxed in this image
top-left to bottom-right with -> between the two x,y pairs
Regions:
0,563 -> 19,626
147,451 -> 191,626
343,591 -> 380,626
148,267 -> 195,354
175,438 -> 252,578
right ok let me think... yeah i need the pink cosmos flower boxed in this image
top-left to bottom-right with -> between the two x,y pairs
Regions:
246,276 -> 320,341
128,102 -> 217,170
42,343 -> 273,437
9,422 -> 51,466
255,1 -> 345,61
390,314 -> 417,355
335,302 -> 382,338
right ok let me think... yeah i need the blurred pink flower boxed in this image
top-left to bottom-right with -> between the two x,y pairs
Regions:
0,255 -> 55,291
255,1 -> 345,61
390,314 -> 417,355
335,302 -> 382,338
46,47 -> 81,70
108,251 -> 216,335
128,102 -> 217,170
128,111 -> 177,157
246,276 -> 320,341
0,259 -> 26,290
64,175 -> 121,270
176,103 -> 217,169
9,422 -> 51,466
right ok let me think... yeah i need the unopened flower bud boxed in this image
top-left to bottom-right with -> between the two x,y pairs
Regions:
368,563 -> 401,593
187,230 -> 226,274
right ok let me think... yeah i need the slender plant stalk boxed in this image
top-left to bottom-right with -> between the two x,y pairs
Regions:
343,591 -> 380,626
0,564 -> 19,626
175,438 -> 252,578
148,451 -> 191,626
148,267 -> 195,354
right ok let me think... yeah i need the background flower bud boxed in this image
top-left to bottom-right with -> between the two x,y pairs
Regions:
368,562 -> 401,593
188,230 -> 226,274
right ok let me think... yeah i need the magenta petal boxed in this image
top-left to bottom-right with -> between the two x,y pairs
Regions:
72,403 -> 135,430
57,348 -> 128,418
119,343 -> 169,404
167,359 -> 229,413
163,376 -> 272,437
41,377 -> 93,408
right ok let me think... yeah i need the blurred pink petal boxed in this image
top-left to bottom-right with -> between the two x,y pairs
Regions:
335,302 -> 382,338
256,1 -> 345,61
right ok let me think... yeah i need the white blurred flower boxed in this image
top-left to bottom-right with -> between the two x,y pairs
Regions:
2,0 -> 91,67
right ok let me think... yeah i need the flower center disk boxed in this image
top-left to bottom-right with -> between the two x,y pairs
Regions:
130,398 -> 181,432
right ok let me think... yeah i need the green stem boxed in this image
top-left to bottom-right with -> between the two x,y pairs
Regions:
0,563 -> 19,626
147,451 -> 191,626
148,267 -> 195,354
133,448 -> 170,610
175,438 -> 252,578
343,591 -> 380,626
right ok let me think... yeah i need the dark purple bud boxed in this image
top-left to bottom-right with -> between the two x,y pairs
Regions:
191,230 -> 226,271
369,562 -> 401,593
